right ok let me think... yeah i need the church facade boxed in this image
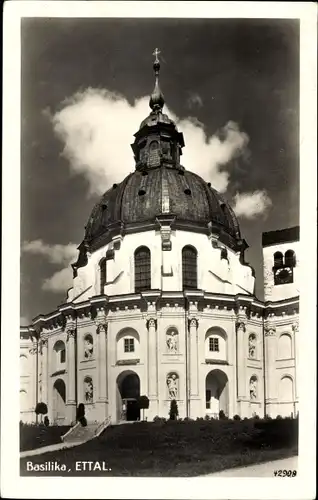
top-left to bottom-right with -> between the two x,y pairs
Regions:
20,55 -> 299,426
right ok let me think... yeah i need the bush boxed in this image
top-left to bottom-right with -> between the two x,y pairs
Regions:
35,402 -> 48,416
276,415 -> 283,420
204,414 -> 210,421
233,414 -> 241,421
169,399 -> 179,420
79,416 -> 87,427
153,416 -> 166,423
219,410 -> 227,420
76,403 -> 85,421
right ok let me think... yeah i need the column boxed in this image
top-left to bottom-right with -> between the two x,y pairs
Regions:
66,325 -> 77,423
292,320 -> 299,412
41,338 -> 48,405
96,322 -> 108,420
264,321 -> 277,417
189,318 -> 201,418
189,318 -> 199,396
236,313 -> 248,417
147,318 -> 158,418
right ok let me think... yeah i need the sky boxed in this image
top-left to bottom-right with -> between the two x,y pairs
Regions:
20,17 -> 299,324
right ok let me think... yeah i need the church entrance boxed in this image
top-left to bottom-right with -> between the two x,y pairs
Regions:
52,378 -> 66,424
116,371 -> 140,422
205,369 -> 229,418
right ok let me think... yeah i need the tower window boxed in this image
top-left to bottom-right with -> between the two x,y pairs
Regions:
148,140 -> 160,167
99,258 -> 106,294
273,251 -> 283,268
285,250 -> 296,268
220,248 -> 228,260
209,337 -> 219,352
134,246 -> 151,292
124,338 -> 135,353
182,246 -> 198,290
60,348 -> 66,364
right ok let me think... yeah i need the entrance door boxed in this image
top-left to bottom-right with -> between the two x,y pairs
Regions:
117,372 -> 140,422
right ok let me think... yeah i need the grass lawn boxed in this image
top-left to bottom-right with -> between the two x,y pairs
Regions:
20,424 -> 71,452
20,418 -> 298,476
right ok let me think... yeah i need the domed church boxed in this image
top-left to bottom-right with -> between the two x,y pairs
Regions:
20,52 -> 299,425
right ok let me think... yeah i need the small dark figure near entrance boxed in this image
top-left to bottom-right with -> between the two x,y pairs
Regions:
219,409 -> 227,420
169,399 -> 179,420
76,403 -> 87,427
44,416 -> 50,427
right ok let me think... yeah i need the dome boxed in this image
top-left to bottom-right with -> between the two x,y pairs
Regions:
72,51 -> 245,274
84,168 -> 241,250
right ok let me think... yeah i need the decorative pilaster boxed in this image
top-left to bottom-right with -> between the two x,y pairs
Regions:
188,318 -> 199,396
41,338 -> 48,405
66,324 -> 76,422
264,319 -> 277,408
236,313 -> 247,400
147,318 -> 158,398
96,321 -> 108,403
292,320 -> 299,400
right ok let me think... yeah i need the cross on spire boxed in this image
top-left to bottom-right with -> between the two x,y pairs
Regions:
153,48 -> 161,63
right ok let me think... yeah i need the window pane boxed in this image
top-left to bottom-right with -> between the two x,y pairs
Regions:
182,247 -> 197,289
60,349 -> 66,363
135,247 -> 151,292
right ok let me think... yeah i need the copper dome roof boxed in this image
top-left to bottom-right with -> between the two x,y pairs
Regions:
84,167 -> 241,250
72,50 -> 246,275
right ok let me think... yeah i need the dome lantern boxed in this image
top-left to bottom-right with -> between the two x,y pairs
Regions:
131,49 -> 185,173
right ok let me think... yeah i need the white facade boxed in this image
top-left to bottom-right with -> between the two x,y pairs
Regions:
20,226 -> 299,425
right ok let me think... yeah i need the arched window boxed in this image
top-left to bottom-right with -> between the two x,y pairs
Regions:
148,140 -> 160,167
53,340 -> 66,368
84,334 -> 94,359
182,246 -> 198,290
278,334 -> 292,359
99,258 -> 106,294
84,376 -> 94,403
134,246 -> 151,292
285,250 -> 296,268
279,376 -> 294,401
274,251 -> 283,268
220,248 -> 228,261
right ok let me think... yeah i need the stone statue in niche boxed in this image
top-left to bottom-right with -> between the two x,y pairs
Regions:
166,330 -> 178,353
84,379 -> 93,403
84,337 -> 93,359
250,378 -> 257,400
167,374 -> 178,399
248,335 -> 256,358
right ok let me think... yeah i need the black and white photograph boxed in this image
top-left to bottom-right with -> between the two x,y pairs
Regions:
1,2 -> 316,499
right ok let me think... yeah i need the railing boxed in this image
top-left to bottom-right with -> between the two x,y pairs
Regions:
61,421 -> 81,442
94,416 -> 111,438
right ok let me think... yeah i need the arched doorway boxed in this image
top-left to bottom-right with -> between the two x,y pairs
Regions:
116,371 -> 140,422
205,369 -> 229,418
52,378 -> 66,424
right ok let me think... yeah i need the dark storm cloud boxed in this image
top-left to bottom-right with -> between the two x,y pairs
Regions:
20,17 -> 299,321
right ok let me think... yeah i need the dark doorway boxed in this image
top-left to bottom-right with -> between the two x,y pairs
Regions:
117,372 -> 140,422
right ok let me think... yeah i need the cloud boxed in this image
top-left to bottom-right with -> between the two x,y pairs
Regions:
232,190 -> 272,219
22,240 -> 77,265
42,268 -> 73,293
187,92 -> 203,109
22,240 -> 77,293
50,87 -> 249,195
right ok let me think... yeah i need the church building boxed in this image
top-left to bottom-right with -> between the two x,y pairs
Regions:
20,53 -> 299,425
